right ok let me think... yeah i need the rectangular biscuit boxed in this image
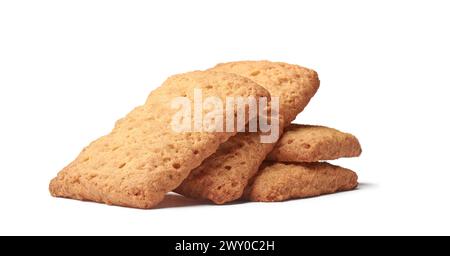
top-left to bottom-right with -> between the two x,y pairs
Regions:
243,162 -> 358,202
175,61 -> 320,204
49,71 -> 270,208
266,124 -> 362,162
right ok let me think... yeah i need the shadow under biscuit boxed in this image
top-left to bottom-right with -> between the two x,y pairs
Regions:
155,193 -> 249,209
154,193 -> 211,209
355,182 -> 378,190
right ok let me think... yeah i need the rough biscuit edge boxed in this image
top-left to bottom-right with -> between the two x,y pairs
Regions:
244,162 -> 358,202
266,124 -> 362,162
49,71 -> 271,209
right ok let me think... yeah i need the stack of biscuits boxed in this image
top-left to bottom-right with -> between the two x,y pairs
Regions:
49,60 -> 362,209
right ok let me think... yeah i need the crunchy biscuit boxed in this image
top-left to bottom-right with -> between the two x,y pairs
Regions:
175,61 -> 320,204
214,61 -> 320,127
49,71 -> 270,208
267,124 -> 362,162
244,162 -> 358,202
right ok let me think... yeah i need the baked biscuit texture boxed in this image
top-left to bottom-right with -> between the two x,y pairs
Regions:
175,132 -> 275,204
175,61 -> 320,204
49,71 -> 270,208
267,124 -> 361,162
213,61 -> 320,127
244,162 -> 358,202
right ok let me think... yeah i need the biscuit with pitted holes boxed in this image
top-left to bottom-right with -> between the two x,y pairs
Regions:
49,71 -> 270,208
267,124 -> 362,162
175,61 -> 319,204
244,162 -> 358,202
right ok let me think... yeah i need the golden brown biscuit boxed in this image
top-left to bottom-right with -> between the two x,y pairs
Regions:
214,61 -> 319,127
244,162 -> 358,202
175,61 -> 320,204
267,124 -> 361,162
175,132 -> 275,204
49,71 -> 270,208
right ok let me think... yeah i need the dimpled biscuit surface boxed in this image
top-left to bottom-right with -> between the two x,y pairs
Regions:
213,61 -> 320,127
49,71 -> 270,208
267,124 -> 362,162
244,162 -> 358,202
175,61 -> 319,204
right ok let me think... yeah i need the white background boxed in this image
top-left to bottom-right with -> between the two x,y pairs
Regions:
1,0 -> 449,235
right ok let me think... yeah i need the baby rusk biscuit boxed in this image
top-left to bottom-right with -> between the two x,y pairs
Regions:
267,124 -> 362,162
244,162 -> 358,202
175,132 -> 275,204
175,61 -> 319,204
49,71 -> 270,208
